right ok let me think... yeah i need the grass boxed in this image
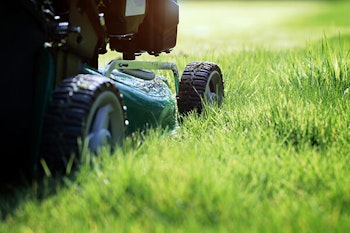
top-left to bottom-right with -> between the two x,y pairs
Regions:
1,1 -> 350,232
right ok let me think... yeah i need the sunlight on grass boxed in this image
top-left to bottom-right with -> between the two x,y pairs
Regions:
176,1 -> 349,53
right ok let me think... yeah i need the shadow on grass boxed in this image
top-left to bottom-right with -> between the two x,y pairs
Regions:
0,166 -> 78,221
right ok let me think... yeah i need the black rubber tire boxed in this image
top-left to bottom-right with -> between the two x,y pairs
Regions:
177,62 -> 224,115
41,74 -> 127,174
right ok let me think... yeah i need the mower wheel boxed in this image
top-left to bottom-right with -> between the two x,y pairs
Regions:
177,62 -> 224,115
41,74 -> 127,174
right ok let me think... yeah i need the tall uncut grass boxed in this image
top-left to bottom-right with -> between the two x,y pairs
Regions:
1,1 -> 350,233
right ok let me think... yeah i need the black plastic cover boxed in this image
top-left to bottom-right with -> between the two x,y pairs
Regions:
104,0 -> 179,57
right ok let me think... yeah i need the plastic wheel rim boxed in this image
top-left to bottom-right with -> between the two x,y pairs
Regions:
205,70 -> 224,105
85,91 -> 125,154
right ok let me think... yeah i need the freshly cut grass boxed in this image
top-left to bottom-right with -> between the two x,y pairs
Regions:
1,1 -> 350,233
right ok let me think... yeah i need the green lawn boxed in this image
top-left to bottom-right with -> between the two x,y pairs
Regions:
1,1 -> 350,233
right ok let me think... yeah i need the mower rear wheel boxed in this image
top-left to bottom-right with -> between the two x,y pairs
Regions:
177,62 -> 224,115
41,74 -> 127,174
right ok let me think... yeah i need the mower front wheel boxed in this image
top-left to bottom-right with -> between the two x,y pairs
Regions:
41,74 -> 127,174
177,62 -> 224,116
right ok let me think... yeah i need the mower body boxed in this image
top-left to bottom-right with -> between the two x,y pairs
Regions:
2,0 -> 179,180
2,0 -> 224,181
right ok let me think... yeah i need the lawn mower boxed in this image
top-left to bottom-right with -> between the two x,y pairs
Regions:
1,0 -> 224,182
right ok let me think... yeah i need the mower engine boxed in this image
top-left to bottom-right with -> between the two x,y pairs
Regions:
100,0 -> 179,59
